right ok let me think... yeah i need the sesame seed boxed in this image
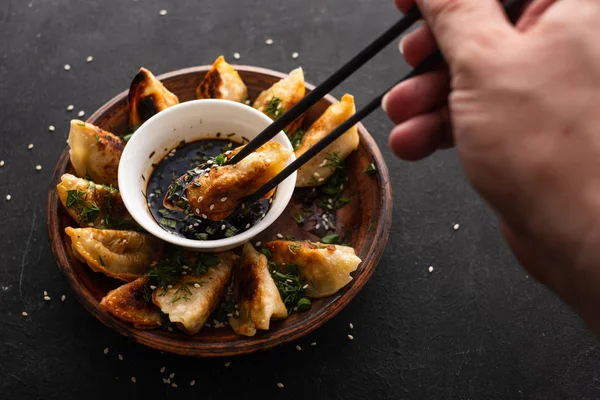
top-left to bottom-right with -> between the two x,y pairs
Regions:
302,284 -> 308,289
292,52 -> 299,59
327,205 -> 333,209
150,285 -> 157,290
295,345 -> 301,351
428,266 -> 434,273
220,197 -> 227,202
277,233 -> 283,239
181,271 -> 187,275
195,208 -> 200,214
61,295 -> 66,302
43,291 -> 47,296
194,283 -> 200,288
162,378 -> 168,384
171,383 -> 178,388
165,378 -> 171,384
35,165 -> 42,171
255,241 -> 261,247
64,64 -> 71,70
0,160 -> 4,167
160,366 -> 166,373
28,143 -> 34,150
48,125 -> 55,132
453,223 -> 460,231
265,38 -> 273,45
78,110 -> 85,117
315,224 -> 320,230
118,354 -> 123,360
310,342 -> 317,346
226,313 -> 233,317
6,195 -> 11,201
209,204 -> 215,210
201,214 -> 207,219
318,178 -> 325,182
348,334 -> 354,340
169,372 -> 175,379
67,105 -> 74,111
221,224 -> 226,230
86,56 -> 93,63
245,223 -> 250,229
233,52 -> 241,60
167,285 -> 173,289
44,296 -> 50,301
21,311 -> 28,317
313,172 -> 320,177
159,9 -> 168,15
224,361 -> 231,367
328,198 -> 333,204
190,380 -> 196,386
103,347 -> 109,354
131,377 -> 136,384
349,323 -> 354,330
277,383 -> 284,388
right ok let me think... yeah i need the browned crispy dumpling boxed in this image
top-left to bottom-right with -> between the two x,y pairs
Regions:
57,173 -> 135,229
295,94 -> 359,187
229,243 -> 287,337
152,252 -> 237,335
128,67 -> 179,129
65,227 -> 163,281
196,56 -> 248,102
164,142 -> 292,221
266,240 -> 361,298
68,120 -> 124,187
253,67 -> 305,135
100,277 -> 162,329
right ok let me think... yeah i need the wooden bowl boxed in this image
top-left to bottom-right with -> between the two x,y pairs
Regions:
47,65 -> 393,357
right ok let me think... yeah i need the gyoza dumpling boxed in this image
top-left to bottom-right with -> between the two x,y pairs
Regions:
164,142 -> 292,221
295,94 -> 360,187
196,56 -> 248,102
128,67 -> 179,130
100,277 -> 162,329
229,243 -> 287,337
68,120 -> 124,187
65,227 -> 163,281
152,252 -> 237,335
266,241 -> 361,298
253,67 -> 305,135
57,173 -> 135,229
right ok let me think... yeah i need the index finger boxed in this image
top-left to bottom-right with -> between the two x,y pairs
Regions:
395,0 -> 417,13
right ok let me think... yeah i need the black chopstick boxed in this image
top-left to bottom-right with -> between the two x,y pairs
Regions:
228,6 -> 422,165
238,0 -> 526,210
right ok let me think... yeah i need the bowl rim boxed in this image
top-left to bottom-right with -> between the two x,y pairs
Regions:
46,64 -> 393,357
118,98 -> 297,251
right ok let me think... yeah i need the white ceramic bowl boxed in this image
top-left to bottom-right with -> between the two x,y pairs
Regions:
118,99 -> 296,252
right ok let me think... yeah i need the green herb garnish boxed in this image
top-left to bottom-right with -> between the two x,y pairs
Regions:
321,234 -> 339,244
289,129 -> 306,150
363,162 -> 377,175
123,133 -> 134,143
296,297 -> 311,311
215,154 -> 226,166
264,97 -> 284,120
80,202 -> 100,223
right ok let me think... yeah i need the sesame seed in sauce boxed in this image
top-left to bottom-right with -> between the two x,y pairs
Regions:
221,197 -> 227,202
48,125 -> 55,132
6,195 -> 12,201
67,105 -> 74,111
103,347 -> 109,354
64,64 -> 71,70
118,354 -> 123,361
292,52 -> 299,59
159,9 -> 167,15
233,52 -> 241,60
225,361 -> 231,367
349,323 -> 354,330
44,296 -> 50,301
265,38 -> 273,45
131,377 -> 136,383
61,295 -> 66,301
428,266 -> 434,273
190,380 -> 196,386
28,144 -> 34,150
277,383 -> 284,388
348,334 -> 354,340
86,56 -> 93,63
453,223 -> 460,231
35,165 -> 42,171
21,311 -> 28,317
296,345 -> 301,351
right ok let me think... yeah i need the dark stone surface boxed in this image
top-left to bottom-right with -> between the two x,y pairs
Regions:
1,0 -> 599,399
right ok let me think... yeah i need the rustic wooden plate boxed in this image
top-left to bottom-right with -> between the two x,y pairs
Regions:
47,65 -> 393,357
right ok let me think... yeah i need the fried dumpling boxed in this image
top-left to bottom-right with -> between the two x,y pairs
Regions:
57,173 -> 135,229
196,56 -> 248,102
128,67 -> 179,129
266,241 -> 361,298
253,67 -> 305,135
68,120 -> 124,187
295,94 -> 360,187
65,227 -> 163,281
152,252 -> 237,335
229,243 -> 287,337
164,141 -> 292,221
100,277 -> 162,329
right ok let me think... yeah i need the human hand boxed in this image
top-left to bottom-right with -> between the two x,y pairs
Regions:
384,0 -> 600,332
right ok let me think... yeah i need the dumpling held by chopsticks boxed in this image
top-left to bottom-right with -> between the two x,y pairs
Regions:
163,142 -> 292,221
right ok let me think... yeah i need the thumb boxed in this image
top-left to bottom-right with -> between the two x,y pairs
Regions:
415,0 -> 514,64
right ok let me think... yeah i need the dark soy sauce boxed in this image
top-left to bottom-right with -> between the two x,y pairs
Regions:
146,138 -> 269,240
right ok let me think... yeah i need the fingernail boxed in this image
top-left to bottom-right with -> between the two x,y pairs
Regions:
398,36 -> 407,55
381,91 -> 390,114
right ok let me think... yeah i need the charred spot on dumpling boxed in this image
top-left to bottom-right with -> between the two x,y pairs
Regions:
196,68 -> 223,99
128,67 -> 179,130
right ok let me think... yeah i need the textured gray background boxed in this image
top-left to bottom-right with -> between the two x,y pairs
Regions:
1,0 -> 599,399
